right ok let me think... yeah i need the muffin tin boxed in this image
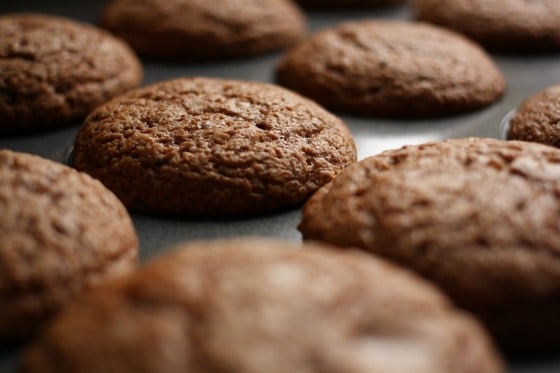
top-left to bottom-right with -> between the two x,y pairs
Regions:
1,0 -> 560,371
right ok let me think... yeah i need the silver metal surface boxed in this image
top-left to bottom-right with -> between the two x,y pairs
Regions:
1,1 -> 560,371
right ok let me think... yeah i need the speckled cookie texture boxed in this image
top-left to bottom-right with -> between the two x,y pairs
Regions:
412,0 -> 560,53
299,138 -> 560,351
0,150 -> 138,340
74,77 -> 356,216
21,238 -> 504,373
100,0 -> 306,61
295,0 -> 404,9
276,20 -> 506,118
0,14 -> 142,134
508,84 -> 560,147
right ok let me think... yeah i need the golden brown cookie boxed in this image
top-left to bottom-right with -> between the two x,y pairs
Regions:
276,20 -> 505,118
299,138 -> 560,351
73,77 -> 356,216
22,238 -> 504,373
0,14 -> 142,135
0,150 -> 138,340
412,0 -> 560,53
507,84 -> 560,147
100,0 -> 306,61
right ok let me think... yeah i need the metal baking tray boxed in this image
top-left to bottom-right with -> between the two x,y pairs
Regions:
1,0 -> 560,371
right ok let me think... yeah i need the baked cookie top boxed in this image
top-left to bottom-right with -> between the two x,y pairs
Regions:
508,84 -> 560,147
0,13 -> 142,134
100,0 -> 306,60
299,137 -> 560,349
411,0 -> 560,53
0,150 -> 138,340
276,20 -> 505,118
74,77 -> 357,216
22,238 -> 503,373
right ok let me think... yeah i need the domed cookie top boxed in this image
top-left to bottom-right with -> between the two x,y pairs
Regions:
0,14 -> 142,134
508,84 -> 560,147
295,0 -> 404,9
22,238 -> 504,373
411,0 -> 560,53
73,77 -> 357,216
299,137 -> 560,351
276,20 -> 506,118
0,150 -> 138,340
100,0 -> 306,61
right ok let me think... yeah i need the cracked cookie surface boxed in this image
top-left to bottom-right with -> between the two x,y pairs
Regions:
74,77 -> 357,216
22,238 -> 503,373
0,13 -> 142,134
100,0 -> 306,61
299,137 -> 560,351
276,20 -> 505,118
0,150 -> 138,340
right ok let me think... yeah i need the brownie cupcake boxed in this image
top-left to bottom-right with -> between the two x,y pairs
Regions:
299,138 -> 560,351
0,150 -> 138,340
0,14 -> 142,134
22,238 -> 504,373
277,20 -> 505,118
73,77 -> 356,216
507,84 -> 560,147
411,0 -> 560,53
100,0 -> 306,61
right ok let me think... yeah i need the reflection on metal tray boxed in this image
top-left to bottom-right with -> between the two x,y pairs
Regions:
1,1 -> 560,372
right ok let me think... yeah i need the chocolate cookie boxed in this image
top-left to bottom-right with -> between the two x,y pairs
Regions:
507,84 -> 560,147
73,77 -> 356,216
295,0 -> 404,9
0,150 -> 138,340
299,138 -> 560,351
100,0 -> 306,61
0,14 -> 142,135
277,20 -> 505,118
412,0 -> 560,53
22,238 -> 504,373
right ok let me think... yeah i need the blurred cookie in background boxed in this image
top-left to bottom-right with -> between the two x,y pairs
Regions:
100,0 -> 307,61
277,21 -> 505,118
411,0 -> 560,53
0,14 -> 142,135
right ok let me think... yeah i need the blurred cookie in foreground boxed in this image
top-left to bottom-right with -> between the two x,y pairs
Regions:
73,77 -> 356,216
0,13 -> 142,135
507,84 -> 560,147
22,238 -> 504,373
411,0 -> 560,53
276,21 -> 505,118
299,138 -> 560,352
295,0 -> 404,8
100,0 -> 306,61
0,150 -> 138,340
